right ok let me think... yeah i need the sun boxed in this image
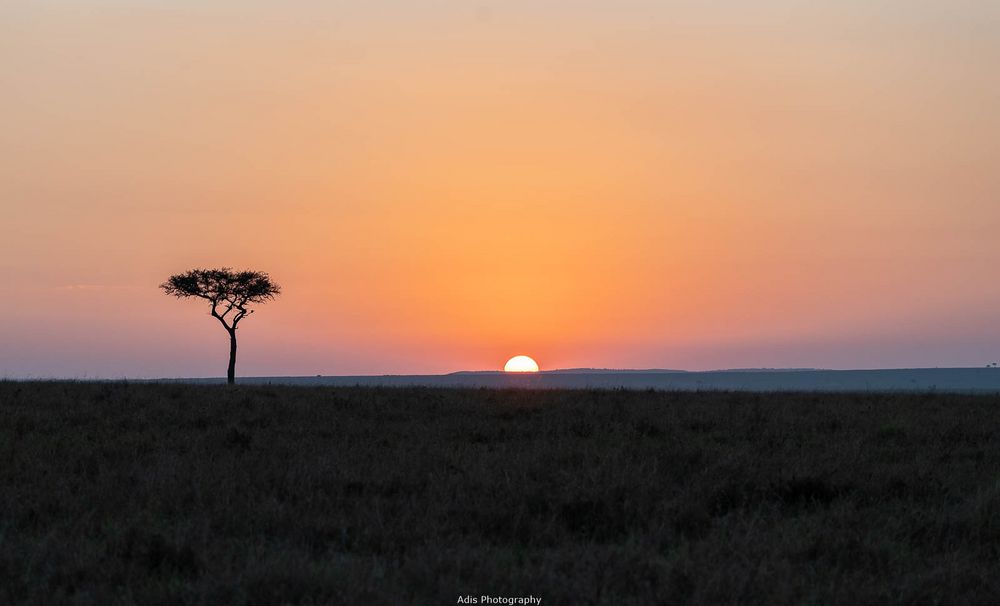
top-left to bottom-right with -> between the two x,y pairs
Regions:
504,355 -> 540,373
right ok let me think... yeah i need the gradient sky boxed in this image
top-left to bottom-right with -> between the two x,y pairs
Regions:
2,1 -> 999,377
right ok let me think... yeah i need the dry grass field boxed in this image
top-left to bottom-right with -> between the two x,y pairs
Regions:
2,382 -> 1000,604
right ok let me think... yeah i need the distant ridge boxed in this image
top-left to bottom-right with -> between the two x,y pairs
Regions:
153,368 -> 1000,393
449,368 -> 826,375
449,368 -> 688,375
716,368 -> 825,373
544,368 -> 690,374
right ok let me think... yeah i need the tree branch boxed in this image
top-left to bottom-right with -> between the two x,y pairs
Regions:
163,267 -> 279,334
210,299 -> 233,331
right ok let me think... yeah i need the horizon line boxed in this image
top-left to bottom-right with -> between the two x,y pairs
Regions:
7,365 -> 1000,382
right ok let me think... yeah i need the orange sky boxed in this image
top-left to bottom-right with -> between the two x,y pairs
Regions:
2,1 -> 999,377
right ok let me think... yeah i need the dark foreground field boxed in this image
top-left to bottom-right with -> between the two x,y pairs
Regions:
3,383 -> 1000,605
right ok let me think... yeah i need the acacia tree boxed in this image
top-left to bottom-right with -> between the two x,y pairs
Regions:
161,268 -> 280,384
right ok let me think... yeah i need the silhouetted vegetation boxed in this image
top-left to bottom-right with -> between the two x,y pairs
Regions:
3,383 -> 1000,604
160,268 -> 280,384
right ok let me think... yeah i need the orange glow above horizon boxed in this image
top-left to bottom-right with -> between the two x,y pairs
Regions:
1,1 -> 1000,377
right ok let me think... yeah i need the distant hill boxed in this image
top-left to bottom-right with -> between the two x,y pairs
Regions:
543,368 -> 690,374
164,367 -> 1000,392
449,368 -> 688,375
450,367 -> 830,375
716,368 -> 824,373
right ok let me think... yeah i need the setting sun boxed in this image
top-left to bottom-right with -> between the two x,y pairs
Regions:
504,356 -> 540,373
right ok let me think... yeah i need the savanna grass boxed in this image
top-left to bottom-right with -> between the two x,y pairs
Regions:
2,382 -> 1000,604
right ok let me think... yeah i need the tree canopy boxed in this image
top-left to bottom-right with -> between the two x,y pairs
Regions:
161,268 -> 280,332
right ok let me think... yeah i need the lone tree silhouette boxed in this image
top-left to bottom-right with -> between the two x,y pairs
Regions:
161,268 -> 280,384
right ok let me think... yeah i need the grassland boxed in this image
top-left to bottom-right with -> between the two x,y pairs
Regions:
2,382 -> 1000,605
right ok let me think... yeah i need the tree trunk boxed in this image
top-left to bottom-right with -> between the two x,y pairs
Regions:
227,329 -> 237,385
